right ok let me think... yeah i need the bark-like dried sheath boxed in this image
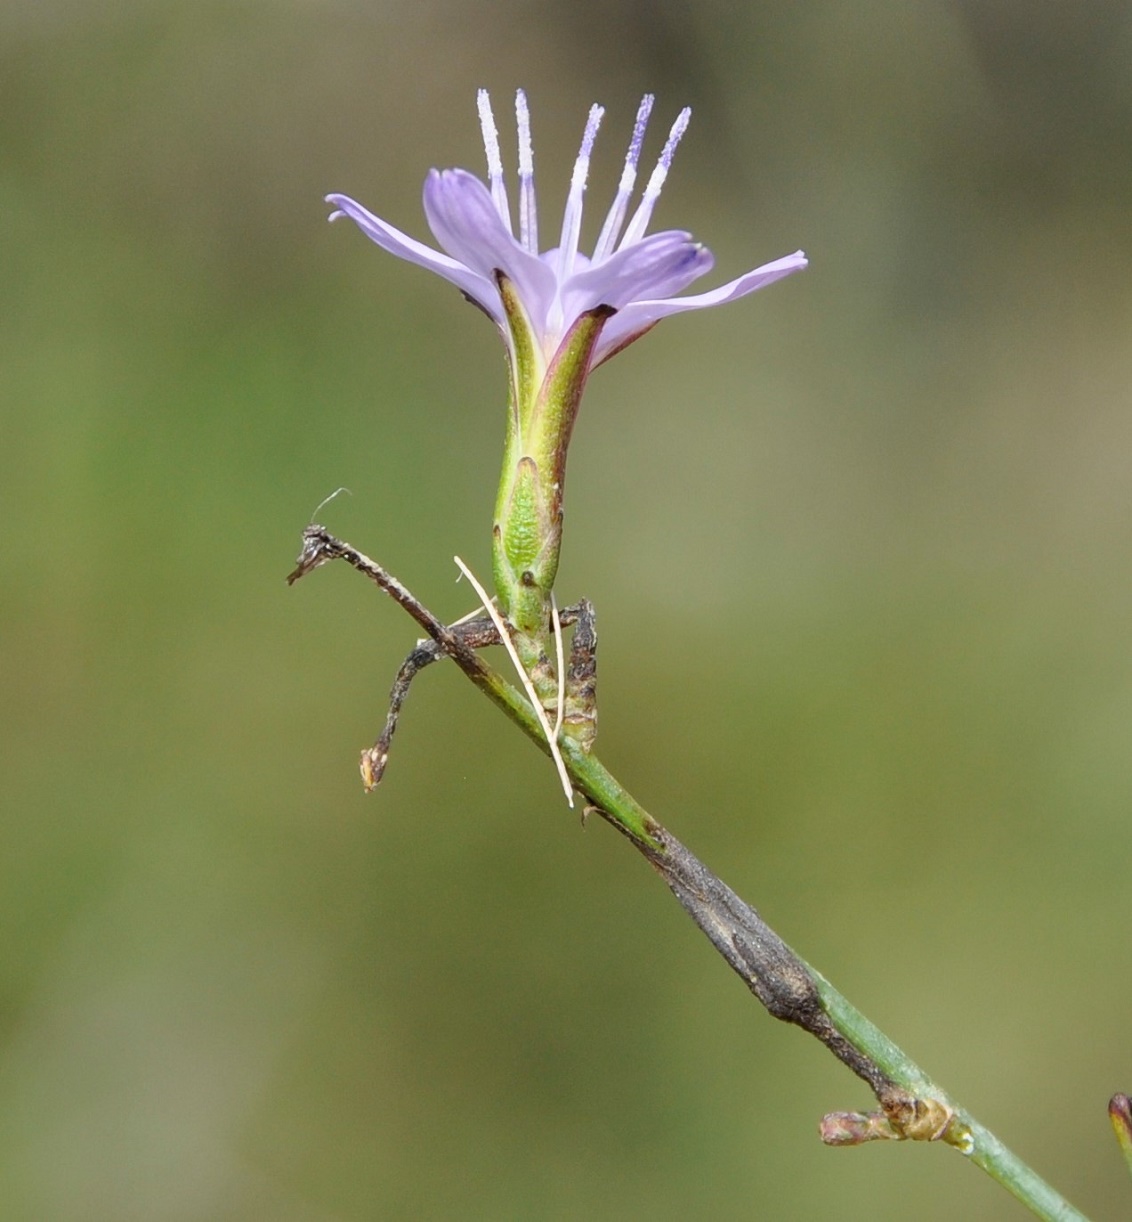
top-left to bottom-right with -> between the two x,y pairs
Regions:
637,825 -> 895,1098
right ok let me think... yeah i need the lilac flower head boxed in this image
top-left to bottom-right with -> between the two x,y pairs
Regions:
327,92 -> 808,637
326,90 -> 807,378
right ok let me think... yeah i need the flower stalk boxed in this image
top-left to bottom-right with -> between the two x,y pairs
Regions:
491,291 -> 613,643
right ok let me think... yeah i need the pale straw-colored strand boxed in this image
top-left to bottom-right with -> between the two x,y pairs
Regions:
453,556 -> 574,806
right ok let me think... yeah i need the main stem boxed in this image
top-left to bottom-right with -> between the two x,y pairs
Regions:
289,526 -> 1089,1222
558,745 -> 1085,1221
503,721 -> 1088,1221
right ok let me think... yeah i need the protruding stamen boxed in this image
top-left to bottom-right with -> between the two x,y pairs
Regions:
476,88 -> 513,234
557,103 -> 604,283
619,105 -> 691,249
592,94 -> 654,263
515,90 -> 538,254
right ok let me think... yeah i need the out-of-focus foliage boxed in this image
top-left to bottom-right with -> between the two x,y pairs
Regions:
2,2 -> 1132,1218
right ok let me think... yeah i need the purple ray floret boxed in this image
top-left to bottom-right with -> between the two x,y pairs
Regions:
327,89 -> 806,369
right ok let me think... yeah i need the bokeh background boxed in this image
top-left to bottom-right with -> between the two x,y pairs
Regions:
3,2 -> 1132,1218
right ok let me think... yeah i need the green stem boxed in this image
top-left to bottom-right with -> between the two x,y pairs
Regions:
815,983 -> 1088,1220
456,657 -> 1090,1221
290,526 -> 1090,1222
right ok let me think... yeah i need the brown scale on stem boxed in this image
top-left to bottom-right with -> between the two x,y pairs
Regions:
358,599 -> 599,791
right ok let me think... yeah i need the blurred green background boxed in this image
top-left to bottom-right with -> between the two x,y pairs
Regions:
3,2 -> 1132,1218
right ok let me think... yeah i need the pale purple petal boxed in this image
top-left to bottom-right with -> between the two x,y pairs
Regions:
593,250 -> 808,363
326,193 -> 499,318
423,169 -> 557,330
562,230 -> 712,316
